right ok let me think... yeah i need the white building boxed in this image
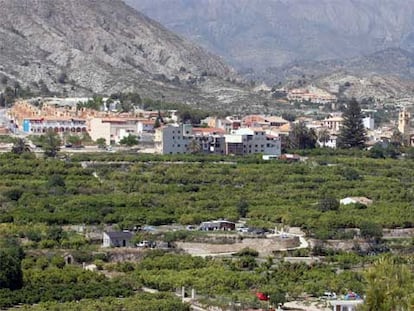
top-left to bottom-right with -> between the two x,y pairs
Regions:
330,300 -> 363,311
363,116 -> 375,130
89,117 -> 141,144
318,134 -> 338,149
340,197 -> 373,206
224,128 -> 281,156
137,120 -> 155,134
102,231 -> 133,248
154,124 -> 193,154
321,117 -> 343,132
22,117 -> 87,134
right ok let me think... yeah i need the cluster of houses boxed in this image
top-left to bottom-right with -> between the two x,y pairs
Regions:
7,96 -> 414,155
287,86 -> 338,105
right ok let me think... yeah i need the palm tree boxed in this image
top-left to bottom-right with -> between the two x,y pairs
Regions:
289,122 -> 317,149
318,128 -> 330,147
11,138 -> 31,155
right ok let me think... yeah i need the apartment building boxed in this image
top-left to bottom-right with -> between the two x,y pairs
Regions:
225,128 -> 281,156
154,124 -> 193,154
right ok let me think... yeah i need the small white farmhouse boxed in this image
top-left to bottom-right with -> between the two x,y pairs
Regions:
102,231 -> 133,248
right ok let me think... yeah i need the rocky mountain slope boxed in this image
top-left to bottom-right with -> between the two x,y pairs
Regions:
314,72 -> 414,103
262,48 -> 414,83
127,0 -> 414,72
265,47 -> 414,103
0,0 -> 264,110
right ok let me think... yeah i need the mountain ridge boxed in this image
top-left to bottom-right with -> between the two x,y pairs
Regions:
127,0 -> 414,73
0,0 -> 261,109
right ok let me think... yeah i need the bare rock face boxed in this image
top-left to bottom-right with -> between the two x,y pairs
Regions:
0,0 -> 248,106
127,0 -> 414,71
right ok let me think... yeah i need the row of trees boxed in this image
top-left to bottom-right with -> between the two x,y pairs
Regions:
10,131 -> 141,158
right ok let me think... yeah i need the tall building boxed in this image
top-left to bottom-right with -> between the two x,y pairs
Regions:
154,124 -> 193,154
398,108 -> 411,135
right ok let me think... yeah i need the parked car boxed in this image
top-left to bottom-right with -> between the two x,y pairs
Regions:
237,227 -> 249,233
321,292 -> 337,300
136,241 -> 156,248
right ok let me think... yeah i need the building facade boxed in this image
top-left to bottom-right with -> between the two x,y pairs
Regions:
22,117 -> 87,134
154,124 -> 193,154
89,117 -> 141,144
155,124 -> 281,156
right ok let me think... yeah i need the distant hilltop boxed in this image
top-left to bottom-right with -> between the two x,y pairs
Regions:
0,0 -> 263,109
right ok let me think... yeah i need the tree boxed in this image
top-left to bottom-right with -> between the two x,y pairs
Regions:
66,135 -> 82,146
337,99 -> 366,149
154,118 -> 161,129
11,138 -> 31,155
96,138 -> 106,148
281,113 -> 295,122
288,122 -> 317,149
360,221 -> 383,242
368,143 -> 386,159
0,239 -> 23,290
47,174 -> 66,195
317,128 -> 330,147
41,130 -> 61,157
362,257 -> 414,311
0,93 -> 5,107
4,86 -> 16,106
269,289 -> 286,307
237,199 -> 249,218
368,142 -> 400,159
119,134 -> 139,147
390,129 -> 404,148
318,197 -> 340,212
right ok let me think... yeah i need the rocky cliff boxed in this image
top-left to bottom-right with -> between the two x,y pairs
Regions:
0,0 -> 262,109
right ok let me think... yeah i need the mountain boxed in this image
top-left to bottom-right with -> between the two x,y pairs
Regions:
126,0 -> 414,72
0,0 -> 264,110
261,48 -> 414,84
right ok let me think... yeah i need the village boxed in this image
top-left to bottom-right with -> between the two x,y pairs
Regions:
1,84 -> 411,159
